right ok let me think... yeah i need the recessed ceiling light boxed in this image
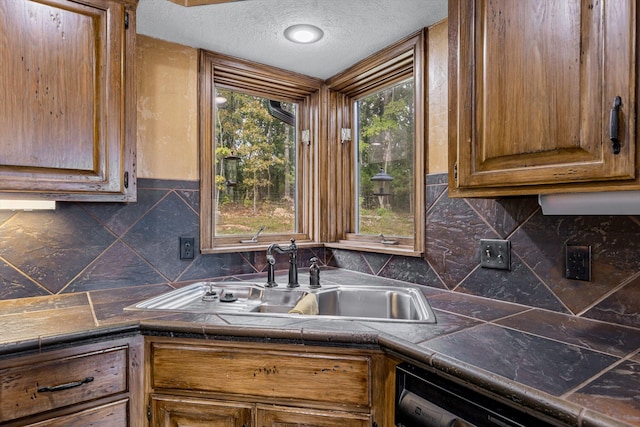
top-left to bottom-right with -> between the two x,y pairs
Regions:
284,24 -> 324,44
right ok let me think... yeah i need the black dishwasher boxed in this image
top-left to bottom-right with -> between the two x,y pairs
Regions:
395,362 -> 558,427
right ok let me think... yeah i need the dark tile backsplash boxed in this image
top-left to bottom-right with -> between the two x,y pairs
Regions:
327,174 -> 640,329
0,176 -> 639,329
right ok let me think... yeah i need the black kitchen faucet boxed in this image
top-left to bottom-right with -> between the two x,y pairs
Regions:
265,239 -> 298,288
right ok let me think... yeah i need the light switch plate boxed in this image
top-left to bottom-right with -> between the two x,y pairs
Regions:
480,239 -> 511,270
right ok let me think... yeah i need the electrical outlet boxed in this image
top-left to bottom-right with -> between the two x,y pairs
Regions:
479,239 -> 511,270
180,237 -> 195,260
566,245 -> 591,281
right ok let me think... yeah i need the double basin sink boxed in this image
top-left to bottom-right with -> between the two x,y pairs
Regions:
128,281 -> 436,324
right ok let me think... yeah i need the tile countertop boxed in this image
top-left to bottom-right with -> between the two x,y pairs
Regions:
0,269 -> 638,427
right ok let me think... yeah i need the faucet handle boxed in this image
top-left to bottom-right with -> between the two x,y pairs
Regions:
309,257 -> 320,289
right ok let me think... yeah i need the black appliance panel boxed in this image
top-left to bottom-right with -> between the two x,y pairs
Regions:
395,362 -> 558,427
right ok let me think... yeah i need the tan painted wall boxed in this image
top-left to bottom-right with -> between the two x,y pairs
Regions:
427,19 -> 448,174
135,23 -> 448,180
136,35 -> 199,180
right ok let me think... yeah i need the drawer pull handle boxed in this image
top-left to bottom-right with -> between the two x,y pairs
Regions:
37,376 -> 94,393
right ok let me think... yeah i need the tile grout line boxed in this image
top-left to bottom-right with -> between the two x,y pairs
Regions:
86,292 -> 99,327
414,318 -> 489,346
576,270 -> 640,317
488,319 -> 629,360
559,349 -> 640,400
0,255 -> 53,297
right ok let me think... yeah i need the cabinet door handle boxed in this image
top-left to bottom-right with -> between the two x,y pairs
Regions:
610,96 -> 622,154
37,376 -> 94,393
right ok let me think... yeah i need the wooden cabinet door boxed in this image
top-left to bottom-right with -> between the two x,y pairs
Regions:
449,0 -> 636,194
257,405 -> 370,427
151,394 -> 253,427
0,0 -> 136,201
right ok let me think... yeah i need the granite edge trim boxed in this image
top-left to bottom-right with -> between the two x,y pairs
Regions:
140,319 -> 306,343
0,337 -> 41,358
581,408 -> 636,427
0,323 -> 140,358
139,318 -> 381,347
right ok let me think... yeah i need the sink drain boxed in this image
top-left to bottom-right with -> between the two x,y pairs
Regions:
202,290 -> 219,302
220,292 -> 238,303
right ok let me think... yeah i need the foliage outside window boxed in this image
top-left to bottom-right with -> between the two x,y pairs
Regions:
199,50 -> 322,252
356,79 -> 415,238
214,89 -> 297,236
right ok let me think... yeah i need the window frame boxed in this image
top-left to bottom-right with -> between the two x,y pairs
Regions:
323,30 -> 426,256
199,50 -> 323,253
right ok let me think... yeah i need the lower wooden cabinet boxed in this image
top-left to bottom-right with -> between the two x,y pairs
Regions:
150,395 -> 370,427
0,335 -> 143,427
151,395 -> 252,427
257,405 -> 370,427
145,337 -> 396,427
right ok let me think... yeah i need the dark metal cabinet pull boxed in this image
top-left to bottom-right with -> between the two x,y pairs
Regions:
37,376 -> 94,393
610,96 -> 622,154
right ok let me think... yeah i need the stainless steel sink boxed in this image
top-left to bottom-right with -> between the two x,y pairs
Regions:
127,281 -> 436,323
314,286 -> 430,321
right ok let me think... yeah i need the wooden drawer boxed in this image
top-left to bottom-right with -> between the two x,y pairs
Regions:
0,346 -> 128,422
150,342 -> 371,408
24,399 -> 128,427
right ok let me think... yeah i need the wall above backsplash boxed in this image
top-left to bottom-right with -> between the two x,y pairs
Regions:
137,36 -> 199,181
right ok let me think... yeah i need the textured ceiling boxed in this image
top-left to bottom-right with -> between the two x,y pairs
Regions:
136,0 -> 448,79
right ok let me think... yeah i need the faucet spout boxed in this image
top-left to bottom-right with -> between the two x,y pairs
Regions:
265,239 -> 299,288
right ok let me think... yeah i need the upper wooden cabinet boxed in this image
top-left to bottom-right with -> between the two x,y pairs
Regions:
449,0 -> 638,197
0,0 -> 137,201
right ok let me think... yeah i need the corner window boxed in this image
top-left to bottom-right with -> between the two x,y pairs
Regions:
199,51 -> 322,252
325,30 -> 425,256
355,79 -> 415,239
214,89 -> 298,237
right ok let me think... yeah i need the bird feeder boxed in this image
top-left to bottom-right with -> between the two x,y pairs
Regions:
224,151 -> 240,187
371,168 -> 393,196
